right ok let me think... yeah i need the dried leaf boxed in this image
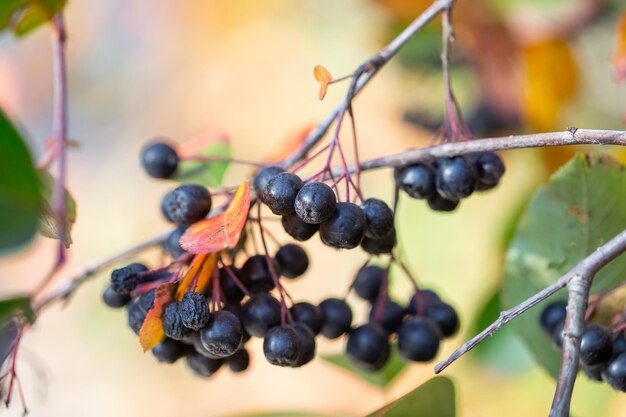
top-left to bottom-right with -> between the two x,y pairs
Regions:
139,283 -> 175,351
180,182 -> 250,254
175,253 -> 216,300
313,65 -> 332,100
264,124 -> 315,163
614,12 -> 626,82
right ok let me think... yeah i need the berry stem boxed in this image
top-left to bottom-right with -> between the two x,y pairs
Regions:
220,261 -> 252,298
371,267 -> 390,325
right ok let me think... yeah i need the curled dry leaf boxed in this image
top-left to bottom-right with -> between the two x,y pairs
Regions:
174,253 -> 217,300
313,65 -> 333,100
180,182 -> 251,254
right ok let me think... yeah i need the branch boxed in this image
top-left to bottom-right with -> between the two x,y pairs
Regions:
434,228 -> 626,376
282,0 -> 455,167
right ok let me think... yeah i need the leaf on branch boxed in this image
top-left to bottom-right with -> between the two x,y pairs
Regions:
37,169 -> 77,248
263,124 -> 315,163
614,12 -> 626,83
175,253 -> 217,300
313,65 -> 332,100
139,283 -> 175,351
0,296 -> 33,324
0,0 -> 67,36
0,109 -> 42,254
321,346 -> 406,388
502,154 -> 626,378
180,182 -> 251,254
364,376 -> 456,417
175,133 -> 231,188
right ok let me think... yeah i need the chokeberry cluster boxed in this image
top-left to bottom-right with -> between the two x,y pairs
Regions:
394,152 -> 505,212
540,300 -> 626,391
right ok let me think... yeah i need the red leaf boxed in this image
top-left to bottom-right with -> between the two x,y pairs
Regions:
177,131 -> 230,158
174,253 -> 217,300
139,283 -> 176,352
614,12 -> 626,82
313,65 -> 332,100
180,182 -> 250,254
264,123 -> 315,163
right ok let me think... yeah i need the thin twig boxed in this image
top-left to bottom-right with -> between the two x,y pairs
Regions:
434,228 -> 626,375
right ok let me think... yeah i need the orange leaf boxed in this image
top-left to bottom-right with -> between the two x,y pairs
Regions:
139,283 -> 176,352
614,12 -> 626,83
175,253 -> 217,300
264,123 -> 315,163
313,65 -> 332,100
180,182 -> 251,254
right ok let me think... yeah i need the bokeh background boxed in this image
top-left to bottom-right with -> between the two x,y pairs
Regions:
1,0 -> 626,416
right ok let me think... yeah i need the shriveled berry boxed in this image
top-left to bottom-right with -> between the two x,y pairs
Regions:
427,192 -> 459,212
395,164 -> 436,199
290,302 -> 323,335
353,266 -> 384,302
180,292 -> 210,330
263,325 -> 301,367
579,325 -> 613,367
361,198 -> 394,239
282,213 -> 319,241
103,285 -> 131,308
275,244 -> 309,278
254,166 -> 284,200
200,310 -> 243,358
361,228 -> 396,255
319,202 -> 366,249
346,324 -> 390,371
240,255 -> 276,293
152,338 -> 187,364
262,172 -> 303,215
164,225 -> 188,258
227,349 -> 250,373
241,293 -> 281,337
369,300 -> 405,334
162,302 -> 189,340
475,152 -> 505,190
110,266 -> 140,295
397,316 -> 441,362
319,298 -> 353,339
602,353 -> 626,391
141,141 -> 179,179
161,184 -> 212,224
219,266 -> 245,303
186,352 -> 224,378
539,300 -> 567,335
294,182 -> 337,224
137,288 -> 156,312
435,156 -> 477,201
425,303 -> 459,338
292,323 -> 316,367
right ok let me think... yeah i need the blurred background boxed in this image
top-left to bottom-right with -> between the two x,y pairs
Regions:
1,0 -> 625,416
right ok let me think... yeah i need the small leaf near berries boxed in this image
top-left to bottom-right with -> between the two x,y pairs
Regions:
180,182 -> 251,254
313,65 -> 332,100
139,283 -> 176,352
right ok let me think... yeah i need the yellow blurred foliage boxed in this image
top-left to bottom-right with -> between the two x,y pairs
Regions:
522,38 -> 579,132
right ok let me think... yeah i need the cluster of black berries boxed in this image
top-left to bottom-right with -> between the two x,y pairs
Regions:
345,265 -> 459,370
540,300 -> 626,391
254,167 -> 396,255
394,152 -> 505,212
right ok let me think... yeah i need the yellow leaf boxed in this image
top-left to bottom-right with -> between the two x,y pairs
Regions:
313,65 -> 332,100
522,38 -> 578,132
175,253 -> 217,300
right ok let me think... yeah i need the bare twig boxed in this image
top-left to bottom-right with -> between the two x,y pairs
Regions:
435,229 -> 626,376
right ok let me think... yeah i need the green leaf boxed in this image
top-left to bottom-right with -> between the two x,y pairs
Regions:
0,296 -> 33,323
0,109 -> 42,253
321,345 -> 406,389
469,289 -> 534,374
0,0 -> 66,36
501,154 -> 626,377
364,377 -> 455,417
174,138 -> 231,187
38,169 -> 77,247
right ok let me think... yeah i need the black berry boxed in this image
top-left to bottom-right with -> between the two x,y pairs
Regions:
186,352 -> 224,378
227,349 -> 250,373
292,323 -> 316,367
406,290 -> 441,315
361,228 -> 397,255
361,198 -> 394,239
615,332 -> 626,353
319,202 -> 366,249
162,302 -> 189,340
581,364 -> 603,382
539,300 -> 567,335
103,285 -> 131,308
254,166 -> 285,199
369,300 -> 405,334
161,184 -> 212,224
395,164 -> 436,199
141,142 -> 179,179
474,152 -> 505,190
427,192 -> 459,212
200,310 -> 243,358
353,266 -> 384,302
435,156 -> 477,201
346,324 -> 390,371
164,225 -> 188,258
263,325 -> 301,367
275,244 -> 309,278
180,292 -> 210,330
319,298 -> 353,339
282,213 -> 319,241
126,300 -> 147,335
290,302 -> 324,335
152,338 -> 187,364
397,316 -> 441,362
579,325 -> 613,367
241,293 -> 281,337
425,303 -> 459,338
262,172 -> 303,215
603,353 -> 626,391
240,255 -> 276,293
294,182 -> 337,224
219,267 -> 245,303
110,265 -> 142,295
